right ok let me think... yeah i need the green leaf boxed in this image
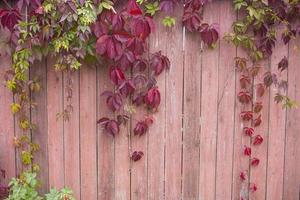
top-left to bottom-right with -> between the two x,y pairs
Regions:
145,2 -> 160,16
21,151 -> 32,165
162,16 -> 176,27
233,0 -> 247,10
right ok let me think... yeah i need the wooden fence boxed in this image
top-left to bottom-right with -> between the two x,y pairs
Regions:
0,1 -> 300,199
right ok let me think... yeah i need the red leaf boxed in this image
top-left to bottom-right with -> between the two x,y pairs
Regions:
96,35 -> 122,59
127,0 -> 143,16
133,59 -> 148,72
116,114 -> 130,125
263,72 -> 277,87
98,118 -> 120,137
131,151 -> 144,161
104,92 -> 123,112
251,158 -> 260,166
253,115 -> 262,127
254,102 -> 263,113
256,83 -> 265,97
160,0 -> 177,13
243,127 -> 254,137
240,111 -> 253,121
185,0 -> 206,10
126,37 -> 145,55
278,56 -> 288,72
238,90 -> 251,104
250,183 -> 258,192
144,87 -> 161,110
118,79 -> 135,97
115,50 -> 135,71
240,75 -> 251,89
132,92 -> 145,106
97,117 -> 109,125
150,51 -> 170,76
0,8 -> 21,31
240,170 -> 248,181
243,146 -> 252,156
199,23 -> 219,46
182,8 -> 201,32
134,121 -> 149,136
253,135 -> 263,145
130,16 -> 152,40
109,66 -> 125,85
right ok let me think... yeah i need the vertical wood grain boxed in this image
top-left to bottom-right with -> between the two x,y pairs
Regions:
63,70 -> 80,199
283,36 -> 300,200
164,6 -> 184,200
114,121 -> 130,200
0,53 -> 16,183
182,25 -> 202,200
266,33 -> 288,200
130,68 -> 148,199
114,80 -> 130,200
215,1 -> 236,199
147,13 -> 166,200
97,64 -> 115,200
47,57 -> 64,188
30,60 -> 49,194
199,2 -> 220,199
79,65 -> 97,199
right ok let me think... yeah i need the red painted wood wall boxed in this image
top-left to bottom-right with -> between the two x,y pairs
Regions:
0,1 -> 300,199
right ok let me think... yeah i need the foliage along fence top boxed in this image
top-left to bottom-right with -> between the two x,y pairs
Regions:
0,0 -> 300,200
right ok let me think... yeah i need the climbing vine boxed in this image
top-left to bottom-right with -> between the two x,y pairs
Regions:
228,0 -> 299,199
0,0 -> 299,199
0,0 -> 219,197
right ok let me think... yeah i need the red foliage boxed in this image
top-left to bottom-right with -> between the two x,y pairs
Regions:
240,75 -> 251,89
243,127 -> 254,137
240,170 -> 248,181
253,135 -> 264,145
238,91 -> 252,104
251,158 -> 260,166
199,23 -> 219,46
0,8 -> 21,31
253,115 -> 262,127
131,151 -> 144,161
243,146 -> 252,156
97,117 -> 120,137
254,102 -> 263,113
144,87 -> 161,110
150,51 -> 170,76
240,111 -> 253,121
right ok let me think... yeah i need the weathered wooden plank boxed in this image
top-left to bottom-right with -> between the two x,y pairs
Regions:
0,53 -> 16,184
114,122 -> 130,200
47,57 -> 64,188
63,70 -> 80,199
164,6 -> 184,200
30,60 -> 49,194
79,65 -> 97,199
266,35 -> 288,200
97,64 -> 115,200
182,23 -> 202,200
215,1 -> 236,199
114,79 -> 130,200
147,13 -> 166,200
283,36 -> 300,200
130,74 -> 148,198
249,58 -> 270,199
199,2 -> 220,199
